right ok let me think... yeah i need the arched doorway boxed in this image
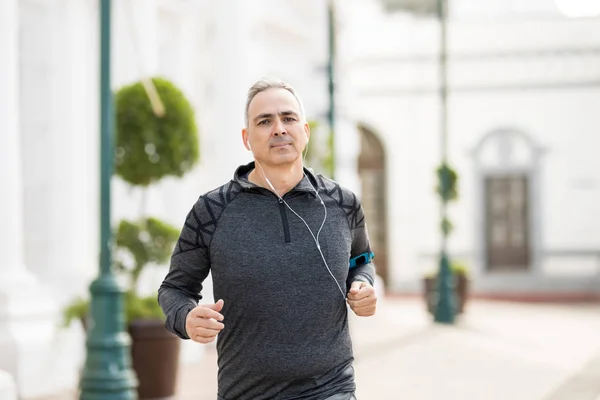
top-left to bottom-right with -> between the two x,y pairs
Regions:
357,124 -> 389,288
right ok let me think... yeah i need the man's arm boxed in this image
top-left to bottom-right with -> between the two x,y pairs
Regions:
346,199 -> 377,316
158,199 -> 211,339
346,201 -> 376,289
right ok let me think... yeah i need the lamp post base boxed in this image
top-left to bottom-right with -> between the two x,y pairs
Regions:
434,252 -> 455,324
79,275 -> 137,400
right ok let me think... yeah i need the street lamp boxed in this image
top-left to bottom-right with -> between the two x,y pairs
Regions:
377,0 -> 455,322
79,1 -> 138,398
327,0 -> 336,179
433,0 -> 455,324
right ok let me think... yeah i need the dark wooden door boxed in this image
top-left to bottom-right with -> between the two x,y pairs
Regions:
485,175 -> 530,271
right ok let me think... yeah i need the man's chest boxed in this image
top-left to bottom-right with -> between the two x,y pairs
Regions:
209,199 -> 352,285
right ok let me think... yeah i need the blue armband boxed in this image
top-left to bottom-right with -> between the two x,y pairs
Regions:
349,251 -> 375,269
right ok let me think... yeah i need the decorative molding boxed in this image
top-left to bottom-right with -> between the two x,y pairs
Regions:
358,80 -> 600,95
352,47 -> 600,65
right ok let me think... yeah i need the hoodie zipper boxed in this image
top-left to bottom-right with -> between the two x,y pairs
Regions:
278,198 -> 291,243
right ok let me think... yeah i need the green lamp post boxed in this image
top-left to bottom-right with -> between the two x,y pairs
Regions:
375,0 -> 455,322
79,0 -> 138,398
433,0 -> 455,324
327,0 -> 336,179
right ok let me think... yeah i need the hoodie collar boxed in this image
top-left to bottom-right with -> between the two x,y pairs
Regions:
233,162 -> 321,195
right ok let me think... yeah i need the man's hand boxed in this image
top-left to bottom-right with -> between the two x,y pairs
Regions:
347,281 -> 377,317
185,299 -> 225,343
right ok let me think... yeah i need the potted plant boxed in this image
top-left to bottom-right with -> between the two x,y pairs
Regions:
114,217 -> 181,399
62,297 -> 90,332
423,261 -> 470,315
63,77 -> 199,399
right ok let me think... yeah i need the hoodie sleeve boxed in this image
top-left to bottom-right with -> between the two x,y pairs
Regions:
158,198 -> 212,340
346,197 -> 376,290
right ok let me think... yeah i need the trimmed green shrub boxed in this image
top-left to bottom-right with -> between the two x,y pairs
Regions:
114,77 -> 199,186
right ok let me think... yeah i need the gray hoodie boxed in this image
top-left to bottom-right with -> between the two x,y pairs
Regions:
158,162 -> 375,400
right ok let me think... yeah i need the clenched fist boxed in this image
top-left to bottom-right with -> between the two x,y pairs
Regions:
185,299 -> 225,344
347,281 -> 377,317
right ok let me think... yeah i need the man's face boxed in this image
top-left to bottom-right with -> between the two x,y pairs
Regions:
242,88 -> 310,167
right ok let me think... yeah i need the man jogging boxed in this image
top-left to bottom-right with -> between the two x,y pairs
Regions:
158,78 -> 377,400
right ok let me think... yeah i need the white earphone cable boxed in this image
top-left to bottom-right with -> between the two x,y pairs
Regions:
255,161 -> 346,300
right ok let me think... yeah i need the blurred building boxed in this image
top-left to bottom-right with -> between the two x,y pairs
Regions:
1,0 -> 600,398
339,0 -> 600,297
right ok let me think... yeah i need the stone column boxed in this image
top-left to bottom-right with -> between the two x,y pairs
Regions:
210,0 -> 258,187
0,371 -> 17,400
0,0 -> 59,397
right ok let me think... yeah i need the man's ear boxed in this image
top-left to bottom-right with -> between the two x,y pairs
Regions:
242,128 -> 251,151
304,122 -> 311,143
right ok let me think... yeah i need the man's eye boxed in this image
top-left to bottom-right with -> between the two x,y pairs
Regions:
283,117 -> 296,122
258,120 -> 269,125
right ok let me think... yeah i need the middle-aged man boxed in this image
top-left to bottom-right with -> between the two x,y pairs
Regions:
158,78 -> 378,400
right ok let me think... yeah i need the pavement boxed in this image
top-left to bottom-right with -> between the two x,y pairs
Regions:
349,297 -> 600,400
33,297 -> 600,400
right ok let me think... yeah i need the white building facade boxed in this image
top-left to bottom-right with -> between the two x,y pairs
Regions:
339,0 -> 600,296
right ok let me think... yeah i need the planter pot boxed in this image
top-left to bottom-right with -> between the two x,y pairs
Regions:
129,319 -> 181,399
423,275 -> 469,315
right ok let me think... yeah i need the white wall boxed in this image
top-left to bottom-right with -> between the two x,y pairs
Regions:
342,0 -> 600,292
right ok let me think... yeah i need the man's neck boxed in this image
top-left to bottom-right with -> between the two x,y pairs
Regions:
249,161 -> 304,197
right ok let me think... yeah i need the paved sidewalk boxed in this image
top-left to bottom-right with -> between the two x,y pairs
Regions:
33,297 -> 600,400
351,298 -> 600,400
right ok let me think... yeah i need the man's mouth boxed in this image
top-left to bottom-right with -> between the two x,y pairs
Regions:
271,142 -> 291,148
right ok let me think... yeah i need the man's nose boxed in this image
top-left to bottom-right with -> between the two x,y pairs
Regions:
273,118 -> 287,136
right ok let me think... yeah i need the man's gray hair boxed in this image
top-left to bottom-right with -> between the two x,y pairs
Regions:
245,78 -> 306,128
